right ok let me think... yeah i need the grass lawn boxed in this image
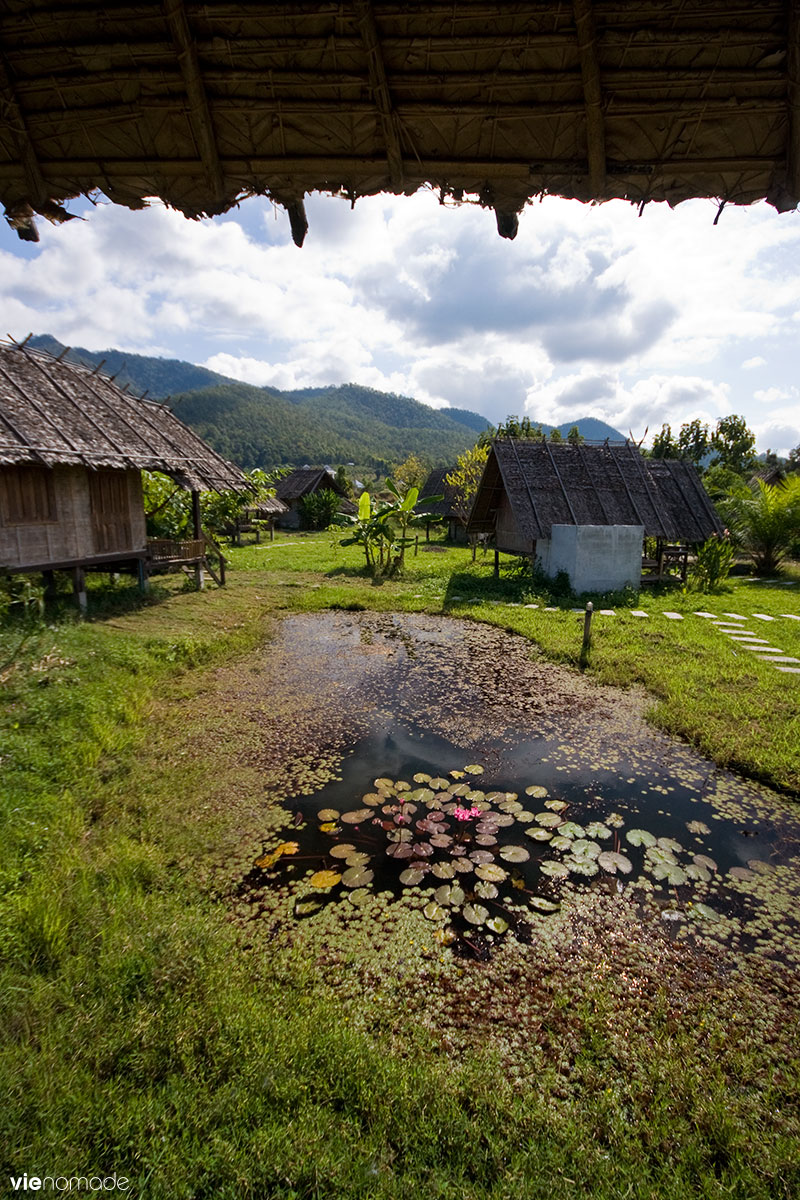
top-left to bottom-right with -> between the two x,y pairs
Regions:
1,534 -> 798,1198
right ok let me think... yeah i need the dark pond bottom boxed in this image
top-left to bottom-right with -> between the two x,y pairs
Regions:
242,612 -> 800,961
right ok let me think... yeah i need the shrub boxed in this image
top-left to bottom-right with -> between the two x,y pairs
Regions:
688,534 -> 735,592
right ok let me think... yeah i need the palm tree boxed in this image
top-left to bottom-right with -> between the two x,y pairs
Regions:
719,477 -> 800,575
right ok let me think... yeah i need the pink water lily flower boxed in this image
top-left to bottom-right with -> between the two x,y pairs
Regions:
453,805 -> 482,821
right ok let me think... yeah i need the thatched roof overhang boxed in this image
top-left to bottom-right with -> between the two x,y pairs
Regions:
467,439 -> 723,543
1,2 -> 797,246
0,342 -> 247,491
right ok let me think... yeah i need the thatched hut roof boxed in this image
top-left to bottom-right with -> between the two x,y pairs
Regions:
275,466 -> 348,502
0,341 -> 246,492
418,466 -> 461,519
468,439 -> 723,542
1,2 -> 797,245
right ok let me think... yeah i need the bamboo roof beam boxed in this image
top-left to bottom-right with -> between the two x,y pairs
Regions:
0,48 -> 48,240
573,0 -> 607,197
788,0 -> 800,201
162,0 -> 225,211
353,0 -> 405,188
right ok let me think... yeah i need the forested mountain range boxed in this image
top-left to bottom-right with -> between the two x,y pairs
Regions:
28,335 -> 625,470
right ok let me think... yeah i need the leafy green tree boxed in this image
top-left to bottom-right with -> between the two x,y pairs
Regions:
445,443 -> 489,527
392,453 -> 428,492
549,427 -> 563,443
711,415 -> 756,474
718,476 -> 800,575
677,419 -> 710,467
566,425 -> 584,445
650,424 -> 677,459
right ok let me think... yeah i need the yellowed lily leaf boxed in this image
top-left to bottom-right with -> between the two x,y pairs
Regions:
309,869 -> 342,889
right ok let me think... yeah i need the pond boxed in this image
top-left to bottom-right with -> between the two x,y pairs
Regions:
238,611 -> 800,967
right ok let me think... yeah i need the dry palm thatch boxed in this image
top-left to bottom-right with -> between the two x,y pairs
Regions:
468,439 -> 723,546
0,340 -> 246,492
0,1 -> 797,245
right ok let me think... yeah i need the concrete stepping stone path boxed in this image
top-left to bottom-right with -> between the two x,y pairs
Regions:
662,611 -> 683,619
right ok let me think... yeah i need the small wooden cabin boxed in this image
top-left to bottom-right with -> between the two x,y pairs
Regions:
418,467 -> 465,542
467,440 -> 723,591
275,466 -> 353,529
0,342 -> 246,603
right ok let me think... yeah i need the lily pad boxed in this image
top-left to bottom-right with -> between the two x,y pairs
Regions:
399,867 -> 425,886
432,862 -> 456,879
463,903 -> 489,926
530,896 -> 560,912
692,902 -> 720,921
318,822 -> 339,834
342,851 -> 371,868
684,862 -> 711,883
570,839 -> 601,859
362,793 -> 384,807
341,809 -> 372,824
429,777 -> 450,790
317,809 -> 340,822
694,854 -> 718,872
657,837 -> 683,853
564,855 -> 599,877
491,813 -> 516,828
597,851 -> 633,875
499,799 -> 523,814
474,863 -> 508,882
451,858 -> 474,874
584,822 -> 612,840
329,843 -> 357,859
499,845 -> 530,863
626,828 -> 657,848
606,812 -> 625,828
476,834 -> 498,847
474,881 -> 499,899
646,846 -> 678,866
386,842 -> 414,858
413,772 -> 431,783
525,827 -> 553,842
558,822 -> 585,839
544,799 -> 567,812
374,778 -> 394,790
525,785 -> 548,798
309,869 -> 342,889
686,820 -> 711,835
435,884 -> 465,907
429,833 -> 453,848
342,865 -> 374,888
728,866 -> 755,881
550,835 -> 573,851
535,812 -> 562,828
486,916 -> 509,934
650,863 -> 688,886
347,887 -> 371,907
747,859 -> 775,875
423,901 -> 446,921
539,860 -> 569,879
464,764 -> 484,775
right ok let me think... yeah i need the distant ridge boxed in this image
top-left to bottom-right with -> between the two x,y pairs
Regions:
26,335 -> 625,468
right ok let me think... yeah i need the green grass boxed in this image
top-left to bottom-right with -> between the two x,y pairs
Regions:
1,537 -> 799,1197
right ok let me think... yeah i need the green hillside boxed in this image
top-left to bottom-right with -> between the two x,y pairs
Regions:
26,335 -> 625,469
170,381 -> 480,470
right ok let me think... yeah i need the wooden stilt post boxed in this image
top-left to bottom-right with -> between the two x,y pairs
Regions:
493,549 -> 499,578
191,490 -> 205,590
42,570 -> 56,600
71,566 -> 87,614
580,600 -> 593,667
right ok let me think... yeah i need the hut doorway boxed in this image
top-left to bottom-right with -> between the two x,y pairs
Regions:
88,470 -> 133,555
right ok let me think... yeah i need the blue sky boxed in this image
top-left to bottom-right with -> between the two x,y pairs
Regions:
1,188 -> 799,454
